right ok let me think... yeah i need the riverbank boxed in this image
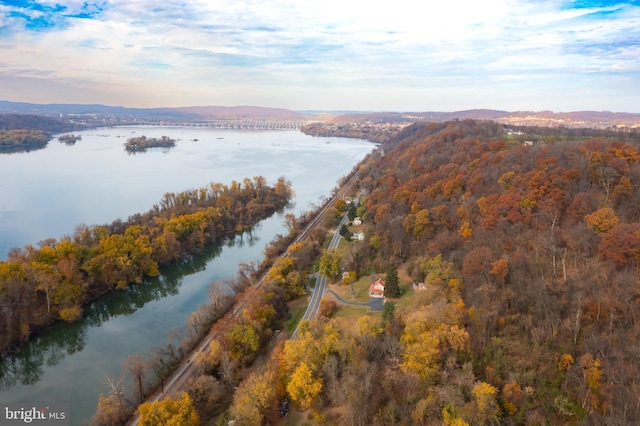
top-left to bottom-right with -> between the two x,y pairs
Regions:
0,126 -> 375,424
0,177 -> 293,356
122,163 -> 367,425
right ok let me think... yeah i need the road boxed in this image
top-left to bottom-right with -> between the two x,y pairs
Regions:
127,175 -> 360,424
291,212 -> 349,339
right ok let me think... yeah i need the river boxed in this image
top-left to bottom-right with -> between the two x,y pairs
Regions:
0,126 -> 374,424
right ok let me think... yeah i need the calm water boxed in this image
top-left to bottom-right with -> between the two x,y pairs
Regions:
0,126 -> 374,424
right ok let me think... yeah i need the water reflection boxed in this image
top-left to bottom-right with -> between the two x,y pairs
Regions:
0,226 -> 261,391
0,143 -> 48,154
0,320 -> 85,388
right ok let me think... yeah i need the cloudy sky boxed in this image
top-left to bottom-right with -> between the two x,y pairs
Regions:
1,0 -> 639,112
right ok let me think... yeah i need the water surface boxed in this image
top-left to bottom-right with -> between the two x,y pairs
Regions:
0,126 -> 374,424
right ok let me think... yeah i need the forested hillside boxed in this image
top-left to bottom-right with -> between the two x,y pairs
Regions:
0,113 -> 72,132
349,120 -> 640,424
183,120 -> 640,426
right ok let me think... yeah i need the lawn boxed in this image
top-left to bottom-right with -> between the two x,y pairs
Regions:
284,296 -> 310,334
332,304 -> 370,319
328,276 -> 373,304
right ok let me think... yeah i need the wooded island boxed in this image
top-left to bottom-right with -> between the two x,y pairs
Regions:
125,135 -> 176,152
0,129 -> 49,151
0,176 -> 293,354
58,134 -> 82,144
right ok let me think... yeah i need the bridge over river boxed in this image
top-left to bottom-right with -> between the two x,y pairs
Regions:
169,119 -> 306,130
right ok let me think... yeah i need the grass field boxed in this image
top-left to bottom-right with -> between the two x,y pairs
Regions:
328,275 -> 373,303
284,296 -> 310,334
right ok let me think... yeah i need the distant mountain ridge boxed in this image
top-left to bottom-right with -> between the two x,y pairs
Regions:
0,101 -> 303,121
1,100 -> 639,128
174,105 -> 304,120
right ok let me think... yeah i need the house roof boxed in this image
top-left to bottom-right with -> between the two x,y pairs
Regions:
369,279 -> 385,294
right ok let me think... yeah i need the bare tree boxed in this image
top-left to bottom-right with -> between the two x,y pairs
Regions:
92,375 -> 132,425
123,353 -> 148,405
219,350 -> 238,388
149,346 -> 174,394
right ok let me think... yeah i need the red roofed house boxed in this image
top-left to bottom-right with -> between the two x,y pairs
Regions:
369,278 -> 385,298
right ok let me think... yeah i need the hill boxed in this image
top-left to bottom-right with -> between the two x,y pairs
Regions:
0,113 -> 74,133
162,119 -> 640,425
0,101 -> 303,123
338,119 -> 640,424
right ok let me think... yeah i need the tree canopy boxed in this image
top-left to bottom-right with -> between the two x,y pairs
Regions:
0,176 -> 293,354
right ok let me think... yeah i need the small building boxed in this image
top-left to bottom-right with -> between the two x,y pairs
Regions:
369,279 -> 385,298
352,217 -> 362,226
352,230 -> 365,241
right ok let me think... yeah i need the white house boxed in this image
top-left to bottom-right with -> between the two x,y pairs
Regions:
352,230 -> 365,241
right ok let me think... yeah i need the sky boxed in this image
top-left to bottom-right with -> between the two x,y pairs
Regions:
0,0 -> 639,112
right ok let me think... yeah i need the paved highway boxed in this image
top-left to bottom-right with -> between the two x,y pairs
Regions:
291,212 -> 349,338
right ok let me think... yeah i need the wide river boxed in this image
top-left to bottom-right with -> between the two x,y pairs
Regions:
0,126 -> 374,424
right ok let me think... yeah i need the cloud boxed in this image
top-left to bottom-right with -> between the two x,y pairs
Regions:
0,0 -> 638,111
0,1 -> 105,32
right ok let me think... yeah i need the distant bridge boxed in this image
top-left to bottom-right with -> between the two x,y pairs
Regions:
169,120 -> 306,130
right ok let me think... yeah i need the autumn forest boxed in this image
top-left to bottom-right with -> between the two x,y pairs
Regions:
4,117 -> 640,425
155,120 -> 640,425
346,120 -> 640,424
0,176 -> 293,354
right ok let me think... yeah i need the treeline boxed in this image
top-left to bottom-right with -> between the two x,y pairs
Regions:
125,135 -> 176,152
0,113 -> 74,133
300,122 -> 400,144
301,118 -> 640,149
0,176 -> 293,355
